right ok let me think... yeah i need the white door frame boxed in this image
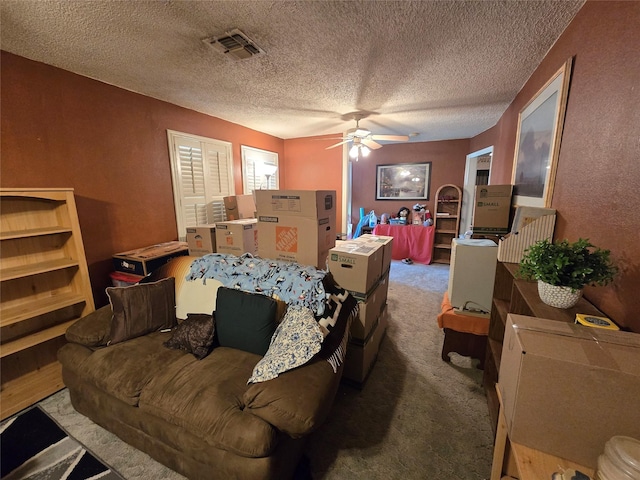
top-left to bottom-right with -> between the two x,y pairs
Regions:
460,146 -> 493,236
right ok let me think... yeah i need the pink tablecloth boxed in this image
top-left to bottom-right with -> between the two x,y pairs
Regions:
372,224 -> 434,264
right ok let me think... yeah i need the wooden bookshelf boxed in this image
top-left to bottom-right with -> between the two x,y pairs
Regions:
1,189 -> 95,420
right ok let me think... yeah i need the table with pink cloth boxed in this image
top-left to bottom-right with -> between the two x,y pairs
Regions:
372,224 -> 434,264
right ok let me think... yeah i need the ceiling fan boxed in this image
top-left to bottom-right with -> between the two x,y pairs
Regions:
325,115 -> 410,159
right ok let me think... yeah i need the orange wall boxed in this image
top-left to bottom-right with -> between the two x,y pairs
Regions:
350,140 -> 470,227
0,51 -> 284,306
470,1 -> 640,331
282,135 -> 344,232
2,0 -> 638,329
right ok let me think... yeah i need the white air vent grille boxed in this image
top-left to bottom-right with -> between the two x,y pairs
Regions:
204,28 -> 265,60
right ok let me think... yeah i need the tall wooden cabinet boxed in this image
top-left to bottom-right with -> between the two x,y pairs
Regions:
483,261 -> 605,432
432,184 -> 462,264
1,189 -> 95,420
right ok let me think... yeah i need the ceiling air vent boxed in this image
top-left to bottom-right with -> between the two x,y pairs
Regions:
204,28 -> 265,60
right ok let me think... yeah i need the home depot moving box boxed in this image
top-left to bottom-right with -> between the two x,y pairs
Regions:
113,241 -> 189,276
499,314 -> 640,469
255,190 -> 335,218
186,224 -> 217,256
224,194 -> 256,220
257,216 -> 335,268
328,239 -> 384,298
215,219 -> 258,256
472,184 -> 513,234
256,190 -> 336,269
343,305 -> 388,384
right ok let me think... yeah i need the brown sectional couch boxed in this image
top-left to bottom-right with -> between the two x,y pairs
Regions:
58,256 -> 356,480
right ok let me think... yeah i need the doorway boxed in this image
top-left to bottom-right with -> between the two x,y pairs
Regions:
460,146 -> 493,236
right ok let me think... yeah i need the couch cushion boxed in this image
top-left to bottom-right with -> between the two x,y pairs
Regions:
106,277 -> 177,345
164,313 -> 215,360
215,287 -> 278,356
139,346 -> 278,458
65,305 -> 113,347
78,331 -> 192,405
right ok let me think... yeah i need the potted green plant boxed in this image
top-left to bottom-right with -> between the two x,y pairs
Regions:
517,238 -> 617,308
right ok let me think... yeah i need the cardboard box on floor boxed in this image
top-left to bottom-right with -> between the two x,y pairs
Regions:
113,241 -> 189,276
328,239 -> 384,297
215,219 -> 258,256
499,314 -> 640,469
472,184 -> 513,235
254,190 -> 335,218
352,271 -> 389,341
186,224 -> 217,256
343,305 -> 388,384
224,194 -> 256,220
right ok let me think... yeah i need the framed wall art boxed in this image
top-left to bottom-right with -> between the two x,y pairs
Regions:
376,162 -> 431,200
511,57 -> 573,207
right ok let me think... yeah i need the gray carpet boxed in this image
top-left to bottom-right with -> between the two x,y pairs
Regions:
39,260 -> 493,479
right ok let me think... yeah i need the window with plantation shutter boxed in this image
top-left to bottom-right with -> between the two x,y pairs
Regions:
167,131 -> 234,240
241,145 -> 279,194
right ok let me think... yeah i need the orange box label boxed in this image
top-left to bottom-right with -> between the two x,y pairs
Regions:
276,226 -> 298,252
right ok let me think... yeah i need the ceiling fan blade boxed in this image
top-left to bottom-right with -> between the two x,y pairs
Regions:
371,134 -> 410,142
326,139 -> 350,149
362,138 -> 382,150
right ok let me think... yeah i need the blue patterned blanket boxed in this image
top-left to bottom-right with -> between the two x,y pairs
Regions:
186,253 -> 328,316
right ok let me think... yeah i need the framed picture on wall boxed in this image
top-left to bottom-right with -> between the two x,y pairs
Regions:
376,162 -> 431,200
511,57 -> 573,207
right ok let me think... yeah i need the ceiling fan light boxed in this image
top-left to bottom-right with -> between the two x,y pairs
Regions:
361,146 -> 371,157
349,145 -> 359,158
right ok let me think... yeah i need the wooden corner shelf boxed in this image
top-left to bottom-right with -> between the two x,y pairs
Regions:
432,184 -> 462,264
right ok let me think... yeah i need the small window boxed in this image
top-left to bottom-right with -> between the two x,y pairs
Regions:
241,145 -> 279,194
167,130 -> 234,240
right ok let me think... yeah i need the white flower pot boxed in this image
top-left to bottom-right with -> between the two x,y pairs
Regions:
537,280 -> 583,309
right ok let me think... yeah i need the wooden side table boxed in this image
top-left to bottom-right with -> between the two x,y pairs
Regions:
491,386 -> 595,480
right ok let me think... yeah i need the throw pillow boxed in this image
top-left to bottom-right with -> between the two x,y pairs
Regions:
106,277 -> 176,345
164,313 -> 215,359
248,306 -> 324,383
215,287 -> 278,356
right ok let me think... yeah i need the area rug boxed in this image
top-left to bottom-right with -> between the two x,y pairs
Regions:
1,406 -> 124,480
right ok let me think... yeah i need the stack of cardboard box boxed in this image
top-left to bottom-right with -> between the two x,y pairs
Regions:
328,234 -> 393,383
255,190 -> 336,269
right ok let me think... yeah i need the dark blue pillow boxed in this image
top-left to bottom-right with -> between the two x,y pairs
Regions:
215,287 -> 278,356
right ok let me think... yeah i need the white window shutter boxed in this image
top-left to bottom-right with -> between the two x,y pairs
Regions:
168,131 -> 234,240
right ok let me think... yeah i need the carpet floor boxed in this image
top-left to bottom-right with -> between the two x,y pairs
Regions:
38,260 -> 493,479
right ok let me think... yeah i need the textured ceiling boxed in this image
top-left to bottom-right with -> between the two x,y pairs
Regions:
0,0 -> 584,141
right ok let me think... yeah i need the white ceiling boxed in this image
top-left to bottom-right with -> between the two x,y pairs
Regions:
0,0 -> 584,142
